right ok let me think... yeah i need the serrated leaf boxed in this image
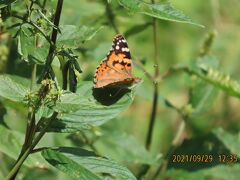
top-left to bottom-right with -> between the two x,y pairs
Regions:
0,125 -> 46,167
42,147 -> 137,180
118,0 -> 204,27
44,81 -> 134,133
17,26 -> 49,64
57,25 -> 103,48
213,128 -> 240,157
0,0 -> 17,9
0,75 -> 27,102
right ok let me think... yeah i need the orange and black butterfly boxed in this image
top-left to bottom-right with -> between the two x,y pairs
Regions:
93,35 -> 141,88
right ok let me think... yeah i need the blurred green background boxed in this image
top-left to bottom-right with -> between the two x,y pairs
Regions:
1,0 -> 240,179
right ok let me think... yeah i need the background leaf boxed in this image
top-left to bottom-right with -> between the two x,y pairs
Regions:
0,75 -> 27,102
118,0 -> 204,27
0,125 -> 46,167
95,131 -> 158,165
57,25 -> 103,48
42,147 -> 137,180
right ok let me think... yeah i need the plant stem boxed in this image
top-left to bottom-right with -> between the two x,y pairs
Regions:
6,0 -> 64,178
40,0 -> 64,80
145,0 -> 159,151
5,112 -> 58,180
30,64 -> 37,90
103,0 -> 119,34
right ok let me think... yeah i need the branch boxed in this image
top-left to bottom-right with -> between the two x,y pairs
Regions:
39,0 -> 64,81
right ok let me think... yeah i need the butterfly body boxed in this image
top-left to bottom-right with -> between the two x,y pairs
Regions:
94,35 -> 140,88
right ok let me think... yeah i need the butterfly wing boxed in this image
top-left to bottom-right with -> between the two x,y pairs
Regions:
94,35 -> 139,88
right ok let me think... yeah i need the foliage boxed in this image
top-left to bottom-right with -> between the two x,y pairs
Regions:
0,0 -> 240,179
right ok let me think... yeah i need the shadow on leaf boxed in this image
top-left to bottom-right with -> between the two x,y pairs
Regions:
92,87 -> 130,106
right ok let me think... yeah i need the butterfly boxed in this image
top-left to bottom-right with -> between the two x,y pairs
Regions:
93,34 -> 141,88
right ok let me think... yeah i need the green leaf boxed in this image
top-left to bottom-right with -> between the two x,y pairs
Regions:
185,63 -> 240,99
17,26 -> 49,64
213,128 -> 240,157
118,0 -> 204,27
57,25 -> 103,48
0,0 -> 16,9
164,164 -> 240,180
0,75 -> 27,102
95,131 -> 158,165
0,125 -> 46,167
189,56 -> 219,115
45,81 -> 134,133
42,147 -> 137,180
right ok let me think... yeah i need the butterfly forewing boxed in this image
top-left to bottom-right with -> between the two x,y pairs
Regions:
94,34 -> 140,88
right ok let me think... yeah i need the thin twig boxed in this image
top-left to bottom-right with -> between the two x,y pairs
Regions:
134,59 -> 155,82
145,0 -> 160,151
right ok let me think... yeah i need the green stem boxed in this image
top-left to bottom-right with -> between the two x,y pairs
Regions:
5,112 -> 58,180
41,0 -> 64,80
31,64 -> 37,90
145,0 -> 159,151
6,0 -> 64,178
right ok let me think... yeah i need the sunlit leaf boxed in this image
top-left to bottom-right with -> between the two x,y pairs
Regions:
57,25 -> 103,48
118,0 -> 204,27
17,26 -> 49,64
0,75 -> 27,102
42,81 -> 134,133
42,147 -> 137,180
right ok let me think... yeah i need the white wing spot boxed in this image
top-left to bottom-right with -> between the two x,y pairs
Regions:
122,47 -> 129,52
116,45 -> 120,50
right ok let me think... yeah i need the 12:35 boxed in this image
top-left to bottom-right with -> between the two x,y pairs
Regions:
218,154 -> 238,163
